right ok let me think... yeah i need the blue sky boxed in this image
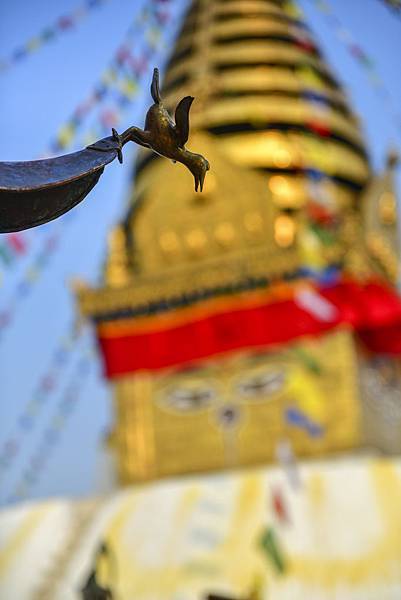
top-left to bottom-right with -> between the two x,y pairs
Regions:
0,0 -> 400,506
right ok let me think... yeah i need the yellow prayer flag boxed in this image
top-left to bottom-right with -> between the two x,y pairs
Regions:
298,228 -> 327,270
27,37 -> 41,52
26,266 -> 39,283
286,365 -> 326,422
57,124 -> 75,148
122,78 -> 139,97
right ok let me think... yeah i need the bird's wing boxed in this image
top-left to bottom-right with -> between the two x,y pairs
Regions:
174,96 -> 194,147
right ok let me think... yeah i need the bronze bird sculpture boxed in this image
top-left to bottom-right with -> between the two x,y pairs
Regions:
0,67 -> 209,233
117,67 -> 210,191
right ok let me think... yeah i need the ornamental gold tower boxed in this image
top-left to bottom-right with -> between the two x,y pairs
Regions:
77,0 -> 401,483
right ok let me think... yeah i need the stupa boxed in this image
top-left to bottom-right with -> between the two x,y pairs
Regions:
77,0 -> 401,483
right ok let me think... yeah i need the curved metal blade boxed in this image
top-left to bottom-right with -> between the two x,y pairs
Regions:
0,137 -> 119,233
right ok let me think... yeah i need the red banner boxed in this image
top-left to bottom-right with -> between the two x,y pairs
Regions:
97,280 -> 401,378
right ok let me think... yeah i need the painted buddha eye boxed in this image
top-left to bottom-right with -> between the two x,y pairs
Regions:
163,385 -> 216,412
236,369 -> 285,398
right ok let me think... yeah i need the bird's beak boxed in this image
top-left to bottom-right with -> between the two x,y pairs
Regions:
194,174 -> 199,192
199,168 -> 206,192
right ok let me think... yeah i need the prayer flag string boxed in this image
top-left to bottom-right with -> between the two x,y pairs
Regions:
0,0 -> 113,74
0,1 -> 175,336
0,0 -> 173,287
4,339 -> 95,505
0,325 -> 84,484
303,0 -> 401,136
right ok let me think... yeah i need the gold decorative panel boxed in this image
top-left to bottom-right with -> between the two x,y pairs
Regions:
112,329 -> 361,483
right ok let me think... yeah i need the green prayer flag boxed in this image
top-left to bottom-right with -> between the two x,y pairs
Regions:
259,527 -> 286,574
0,244 -> 13,266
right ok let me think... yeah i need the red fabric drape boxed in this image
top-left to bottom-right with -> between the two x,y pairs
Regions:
97,280 -> 401,378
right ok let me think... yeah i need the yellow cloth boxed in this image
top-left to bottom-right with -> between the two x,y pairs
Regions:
1,457 -> 401,599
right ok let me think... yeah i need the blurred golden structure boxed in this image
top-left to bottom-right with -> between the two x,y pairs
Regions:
77,0 -> 400,483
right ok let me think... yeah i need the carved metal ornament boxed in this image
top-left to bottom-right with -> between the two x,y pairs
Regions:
0,68 -> 209,233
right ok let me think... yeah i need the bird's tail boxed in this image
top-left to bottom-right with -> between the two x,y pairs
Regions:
151,67 -> 161,104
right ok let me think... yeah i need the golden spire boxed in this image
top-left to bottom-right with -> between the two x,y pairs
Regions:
93,0 -> 376,307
